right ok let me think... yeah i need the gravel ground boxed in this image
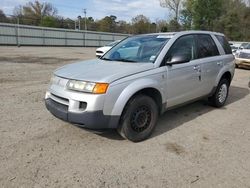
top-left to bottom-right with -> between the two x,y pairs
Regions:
0,47 -> 250,188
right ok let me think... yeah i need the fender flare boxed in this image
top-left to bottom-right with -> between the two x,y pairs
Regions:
215,68 -> 233,87
110,78 -> 164,116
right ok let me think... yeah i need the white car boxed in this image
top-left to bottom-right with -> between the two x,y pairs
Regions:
96,40 -> 121,58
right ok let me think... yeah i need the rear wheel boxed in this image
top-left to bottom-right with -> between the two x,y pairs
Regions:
209,78 -> 229,108
118,95 -> 158,142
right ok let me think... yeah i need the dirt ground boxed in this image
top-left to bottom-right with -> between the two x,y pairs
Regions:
0,47 -> 250,188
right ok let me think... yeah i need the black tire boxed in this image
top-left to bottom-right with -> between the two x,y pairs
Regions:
208,78 -> 229,108
117,95 -> 159,142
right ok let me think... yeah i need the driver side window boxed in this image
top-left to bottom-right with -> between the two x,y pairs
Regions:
166,35 -> 197,63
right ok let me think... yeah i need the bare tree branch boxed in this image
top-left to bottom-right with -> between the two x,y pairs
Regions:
159,0 -> 182,22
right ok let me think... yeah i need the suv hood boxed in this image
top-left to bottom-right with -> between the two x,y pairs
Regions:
54,59 -> 154,83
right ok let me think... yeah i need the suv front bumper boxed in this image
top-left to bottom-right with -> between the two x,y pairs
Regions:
45,78 -> 120,129
45,98 -> 119,129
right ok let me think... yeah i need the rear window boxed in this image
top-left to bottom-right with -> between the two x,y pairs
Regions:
196,34 -> 220,58
216,35 -> 232,54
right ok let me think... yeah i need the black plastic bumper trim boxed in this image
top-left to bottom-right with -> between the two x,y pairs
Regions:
45,98 -> 119,129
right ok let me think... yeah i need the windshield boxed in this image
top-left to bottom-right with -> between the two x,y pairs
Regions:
230,46 -> 238,50
240,43 -> 249,49
245,43 -> 250,49
101,35 -> 171,63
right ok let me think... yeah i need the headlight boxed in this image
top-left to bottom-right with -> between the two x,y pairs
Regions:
50,75 -> 57,85
67,80 -> 109,94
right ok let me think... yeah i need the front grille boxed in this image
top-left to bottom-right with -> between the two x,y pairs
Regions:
239,52 -> 250,59
51,93 -> 68,102
96,51 -> 103,54
50,93 -> 69,106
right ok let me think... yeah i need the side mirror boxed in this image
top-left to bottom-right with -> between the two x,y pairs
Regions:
167,53 -> 191,65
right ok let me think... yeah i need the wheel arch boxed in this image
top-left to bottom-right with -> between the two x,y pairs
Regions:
110,79 -> 164,117
220,71 -> 232,84
126,88 -> 163,114
216,71 -> 232,87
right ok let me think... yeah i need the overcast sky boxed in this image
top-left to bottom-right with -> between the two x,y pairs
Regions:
1,0 -> 170,22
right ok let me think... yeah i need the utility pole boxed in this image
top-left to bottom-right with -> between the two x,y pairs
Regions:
83,9 -> 87,31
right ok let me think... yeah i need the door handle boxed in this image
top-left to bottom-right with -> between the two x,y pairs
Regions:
217,62 -> 223,66
193,65 -> 200,70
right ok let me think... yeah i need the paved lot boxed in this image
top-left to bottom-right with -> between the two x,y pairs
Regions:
0,47 -> 250,188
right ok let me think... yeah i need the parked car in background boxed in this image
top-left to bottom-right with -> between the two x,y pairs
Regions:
230,45 -> 238,56
235,43 -> 250,69
235,42 -> 249,56
96,40 -> 121,58
45,31 -> 235,142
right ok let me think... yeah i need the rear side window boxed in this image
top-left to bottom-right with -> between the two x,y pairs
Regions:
215,35 -> 232,54
196,34 -> 219,58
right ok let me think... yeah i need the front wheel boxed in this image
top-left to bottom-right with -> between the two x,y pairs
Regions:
208,79 -> 229,108
117,95 -> 158,142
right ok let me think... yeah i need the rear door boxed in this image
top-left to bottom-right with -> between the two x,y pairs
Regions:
195,34 -> 222,95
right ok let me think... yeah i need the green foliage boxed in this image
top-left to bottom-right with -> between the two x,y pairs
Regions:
168,19 -> 181,31
131,15 -> 151,34
97,15 -> 117,32
180,0 -> 250,40
40,16 -> 58,27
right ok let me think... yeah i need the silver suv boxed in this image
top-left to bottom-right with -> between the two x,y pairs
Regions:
45,31 -> 235,142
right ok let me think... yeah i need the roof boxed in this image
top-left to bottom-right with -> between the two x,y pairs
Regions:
140,30 -> 225,37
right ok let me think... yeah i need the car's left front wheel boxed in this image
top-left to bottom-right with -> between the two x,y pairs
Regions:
117,95 -> 159,142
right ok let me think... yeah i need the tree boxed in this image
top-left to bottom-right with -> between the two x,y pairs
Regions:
0,9 -> 7,22
180,0 -> 193,30
14,1 -> 57,26
116,20 -> 131,34
160,0 -> 182,22
155,19 -> 169,32
131,15 -> 151,34
40,16 -> 58,27
168,19 -> 181,31
180,0 -> 250,40
192,0 -> 222,30
97,15 -> 117,32
216,0 -> 250,41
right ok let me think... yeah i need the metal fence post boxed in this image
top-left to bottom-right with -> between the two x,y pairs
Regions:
83,31 -> 85,47
84,31 -> 87,47
65,30 -> 67,46
99,35 -> 101,47
43,29 -> 45,46
15,17 -> 20,47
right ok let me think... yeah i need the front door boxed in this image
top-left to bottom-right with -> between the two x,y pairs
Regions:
163,34 -> 203,108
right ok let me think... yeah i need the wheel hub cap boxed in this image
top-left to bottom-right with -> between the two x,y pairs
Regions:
218,84 -> 228,103
131,106 -> 151,132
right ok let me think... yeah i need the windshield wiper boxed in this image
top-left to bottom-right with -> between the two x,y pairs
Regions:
101,57 -> 113,61
115,59 -> 137,63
